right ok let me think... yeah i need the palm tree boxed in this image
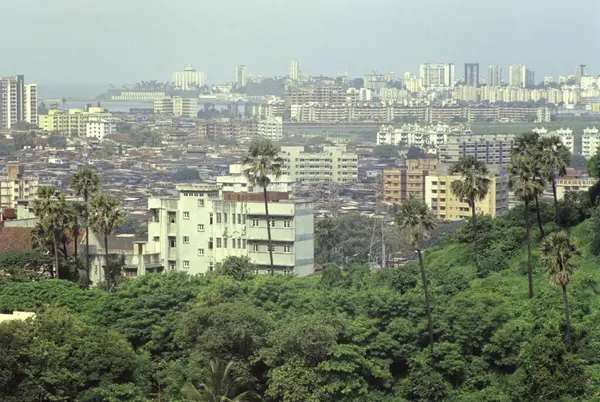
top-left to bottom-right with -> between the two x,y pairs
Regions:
449,156 -> 490,260
539,231 -> 581,348
395,198 -> 436,355
181,360 -> 255,402
509,154 -> 544,298
539,136 -> 570,225
89,194 -> 124,290
71,168 -> 101,288
241,138 -> 283,275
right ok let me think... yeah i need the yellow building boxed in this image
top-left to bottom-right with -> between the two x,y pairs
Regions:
425,174 -> 509,221
0,164 -> 38,209
38,107 -> 111,136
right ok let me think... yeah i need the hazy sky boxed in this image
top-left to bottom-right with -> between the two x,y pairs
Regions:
1,0 -> 599,93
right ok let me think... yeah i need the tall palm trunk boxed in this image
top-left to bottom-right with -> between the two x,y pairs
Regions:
525,199 -> 534,298
534,194 -> 545,238
417,248 -> 434,357
562,284 -> 572,349
263,185 -> 275,275
85,191 -> 91,288
104,235 -> 110,290
471,199 -> 478,268
552,177 -> 560,225
73,231 -> 78,259
52,234 -> 59,279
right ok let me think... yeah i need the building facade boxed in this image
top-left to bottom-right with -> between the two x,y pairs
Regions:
425,174 -> 510,221
86,115 -> 117,139
488,65 -> 502,86
279,145 -> 358,183
438,134 -> 516,169
236,65 -> 247,87
377,123 -> 453,149
154,97 -> 198,118
582,127 -> 600,157
257,116 -> 283,141
38,107 -> 112,136
0,75 -> 37,129
147,184 -> 314,276
464,63 -> 479,86
172,65 -> 206,90
383,157 -> 438,204
0,164 -> 38,209
288,60 -> 300,82
419,63 -> 455,88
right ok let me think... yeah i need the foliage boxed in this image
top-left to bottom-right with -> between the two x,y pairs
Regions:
216,256 -> 256,281
47,133 -> 67,149
588,149 -> 600,179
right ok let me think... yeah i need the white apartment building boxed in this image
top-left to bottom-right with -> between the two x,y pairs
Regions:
147,184 -> 314,276
509,64 -> 526,87
258,116 -> 283,141
279,145 -> 358,183
235,65 -> 247,87
582,127 -> 600,157
377,123 -> 451,149
534,127 -> 575,154
404,73 -> 424,92
0,164 -> 38,209
86,115 -> 117,140
154,97 -> 198,118
488,65 -> 502,87
288,60 -> 300,82
24,84 -> 38,126
419,63 -> 455,88
0,75 -> 37,129
217,164 -> 296,195
172,65 -> 206,90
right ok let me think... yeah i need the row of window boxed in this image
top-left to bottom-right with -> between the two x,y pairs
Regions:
192,243 -> 292,255
183,212 -> 292,228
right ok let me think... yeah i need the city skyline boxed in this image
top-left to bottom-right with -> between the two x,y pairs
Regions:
1,0 -> 599,90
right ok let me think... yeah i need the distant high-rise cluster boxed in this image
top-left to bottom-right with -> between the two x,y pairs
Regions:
172,65 -> 206,90
419,63 -> 455,88
0,75 -> 37,129
508,64 -> 535,88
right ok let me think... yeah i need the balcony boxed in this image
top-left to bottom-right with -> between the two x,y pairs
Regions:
247,227 -> 295,242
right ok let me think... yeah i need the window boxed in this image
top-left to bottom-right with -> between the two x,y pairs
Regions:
169,238 -> 176,248
284,245 -> 291,253
169,262 -> 175,270
283,220 -> 291,228
252,244 -> 259,252
270,219 -> 276,227
183,236 -> 190,244
237,238 -> 242,249
216,213 -> 222,223
209,263 -> 214,272
224,213 -> 228,224
242,239 -> 246,249
232,239 -> 236,249
183,211 -> 190,220
183,260 -> 190,268
223,238 -> 228,248
217,238 -> 222,248
197,248 -> 204,256
268,245 -> 275,252
209,213 -> 213,225
237,214 -> 242,224
197,224 -> 204,232
153,236 -> 159,242
243,215 -> 247,224
208,238 -> 213,250
252,219 -> 259,227
197,199 -> 204,207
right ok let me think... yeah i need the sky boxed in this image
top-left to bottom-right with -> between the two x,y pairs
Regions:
1,0 -> 599,96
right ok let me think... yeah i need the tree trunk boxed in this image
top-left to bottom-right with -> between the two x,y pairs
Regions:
534,193 -> 545,238
263,186 -> 275,275
562,284 -> 572,349
552,177 -> 560,225
417,248 -> 434,358
73,231 -> 78,259
471,199 -> 478,268
52,234 -> 59,279
104,235 -> 110,290
62,239 -> 69,260
85,191 -> 91,289
525,200 -> 534,298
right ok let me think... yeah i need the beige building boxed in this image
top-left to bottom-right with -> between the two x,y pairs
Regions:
582,127 -> 600,158
425,174 -> 510,221
258,116 -> 283,141
172,65 -> 206,90
154,97 -> 197,118
438,134 -> 516,170
0,75 -> 37,129
0,164 -> 38,209
383,157 -> 438,204
38,107 -> 112,137
147,184 -> 314,276
279,145 -> 358,183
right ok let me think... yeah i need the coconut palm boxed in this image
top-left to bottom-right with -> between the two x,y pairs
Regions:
89,194 -> 124,290
449,156 -> 490,259
181,360 -> 255,402
71,168 -> 101,288
241,138 -> 283,275
395,198 -> 436,355
539,136 -> 570,225
509,154 -> 544,298
539,231 -> 581,348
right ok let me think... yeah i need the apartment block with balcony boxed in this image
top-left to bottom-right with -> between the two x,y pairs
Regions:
438,134 -> 516,171
279,145 -> 358,183
147,184 -> 314,276
38,107 -> 113,137
383,157 -> 438,204
582,127 -> 600,158
425,174 -> 509,221
0,164 -> 38,209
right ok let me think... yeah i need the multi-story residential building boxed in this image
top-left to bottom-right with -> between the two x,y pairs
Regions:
419,63 -> 455,88
464,63 -> 479,86
199,118 -> 257,141
364,73 -> 391,90
582,127 -> 600,157
257,116 -> 283,141
383,157 -> 438,204
509,64 -> 526,87
288,60 -> 300,82
0,164 -> 38,209
147,184 -> 314,276
404,72 -> 424,92
0,75 -> 37,129
86,115 -> 117,139
279,145 -> 358,183
533,127 -> 575,154
438,133 -> 516,169
235,64 -> 247,87
38,107 -> 112,136
526,69 -> 536,87
111,91 -> 166,101
377,123 -> 453,149
285,85 -> 347,107
217,164 -> 296,195
488,65 -> 502,87
172,65 -> 206,90
24,84 -> 38,126
556,176 -> 596,200
154,97 -> 198,118
425,174 -> 510,221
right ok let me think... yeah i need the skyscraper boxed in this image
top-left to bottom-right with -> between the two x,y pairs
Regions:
464,63 -> 479,86
488,65 -> 502,86
0,75 -> 35,129
576,64 -> 588,81
525,69 -> 535,87
509,64 -> 526,87
288,60 -> 300,82
235,65 -> 247,87
419,63 -> 455,87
